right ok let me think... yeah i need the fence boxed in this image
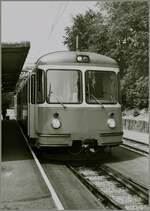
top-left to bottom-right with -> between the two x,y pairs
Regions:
122,118 -> 149,133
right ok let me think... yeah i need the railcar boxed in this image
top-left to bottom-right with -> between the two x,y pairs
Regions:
16,51 -> 123,151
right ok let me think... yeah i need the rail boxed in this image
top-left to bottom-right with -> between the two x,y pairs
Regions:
69,165 -> 149,210
121,138 -> 149,156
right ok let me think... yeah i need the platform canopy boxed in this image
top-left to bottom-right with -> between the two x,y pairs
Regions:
2,42 -> 30,93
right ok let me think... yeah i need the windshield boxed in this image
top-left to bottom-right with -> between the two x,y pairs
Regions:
47,70 -> 82,104
85,70 -> 118,104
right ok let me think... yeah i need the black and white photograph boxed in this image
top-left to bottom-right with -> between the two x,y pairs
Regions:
1,1 -> 149,210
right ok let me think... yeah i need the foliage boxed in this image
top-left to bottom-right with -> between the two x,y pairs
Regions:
63,1 -> 149,109
121,72 -> 149,109
64,9 -> 104,51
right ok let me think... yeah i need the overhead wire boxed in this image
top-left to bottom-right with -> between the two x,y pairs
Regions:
49,2 -> 63,36
49,1 -> 69,38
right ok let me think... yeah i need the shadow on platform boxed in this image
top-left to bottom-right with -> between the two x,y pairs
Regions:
2,120 -> 32,161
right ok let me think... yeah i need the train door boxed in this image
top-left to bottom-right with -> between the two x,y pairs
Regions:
29,69 -> 45,137
27,76 -> 31,136
34,70 -> 39,135
28,73 -> 36,138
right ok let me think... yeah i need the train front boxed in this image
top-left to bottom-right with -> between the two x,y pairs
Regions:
32,52 -> 123,149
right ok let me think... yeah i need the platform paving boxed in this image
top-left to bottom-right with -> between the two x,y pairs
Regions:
105,154 -> 149,188
105,129 -> 149,189
119,129 -> 149,188
123,129 -> 149,145
2,120 -> 149,209
1,120 -> 55,210
43,164 -> 104,209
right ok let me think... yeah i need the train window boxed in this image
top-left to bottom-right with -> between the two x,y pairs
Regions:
36,69 -> 45,104
46,70 -> 82,104
31,74 -> 35,104
85,71 -> 118,104
117,72 -> 122,104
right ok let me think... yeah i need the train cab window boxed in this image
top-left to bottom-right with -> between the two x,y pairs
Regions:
46,70 -> 82,104
36,69 -> 45,104
85,71 -> 118,104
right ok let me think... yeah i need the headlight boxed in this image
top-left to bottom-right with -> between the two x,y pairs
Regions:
51,118 -> 61,129
107,118 -> 116,128
76,55 -> 90,63
76,56 -> 82,62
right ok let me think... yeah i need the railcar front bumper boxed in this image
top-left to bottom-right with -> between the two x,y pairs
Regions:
37,133 -> 71,147
99,132 -> 123,146
36,131 -> 123,147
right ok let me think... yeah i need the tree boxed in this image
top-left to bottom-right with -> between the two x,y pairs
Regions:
64,1 -> 149,109
97,1 -> 149,77
64,9 -> 105,51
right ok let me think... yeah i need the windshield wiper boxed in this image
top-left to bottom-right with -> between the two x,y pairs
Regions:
90,94 -> 105,109
55,94 -> 67,109
48,84 -> 66,109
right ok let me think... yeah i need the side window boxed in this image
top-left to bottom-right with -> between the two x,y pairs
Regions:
117,72 -> 121,104
36,69 -> 45,104
31,74 -> 35,104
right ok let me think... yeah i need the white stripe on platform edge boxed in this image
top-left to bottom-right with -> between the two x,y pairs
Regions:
18,125 -> 64,210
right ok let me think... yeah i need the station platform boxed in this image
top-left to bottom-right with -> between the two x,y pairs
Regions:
105,151 -> 149,188
105,129 -> 149,189
123,129 -> 149,145
1,120 -> 55,210
2,120 -> 149,209
43,164 -> 104,209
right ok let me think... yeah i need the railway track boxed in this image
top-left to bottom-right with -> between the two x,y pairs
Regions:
19,124 -> 149,210
121,138 -> 149,156
69,165 -> 149,210
19,125 -> 104,210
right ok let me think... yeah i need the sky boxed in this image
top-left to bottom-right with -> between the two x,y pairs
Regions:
2,1 -> 97,65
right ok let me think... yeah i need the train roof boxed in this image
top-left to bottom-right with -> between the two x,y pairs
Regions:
36,51 -> 118,68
